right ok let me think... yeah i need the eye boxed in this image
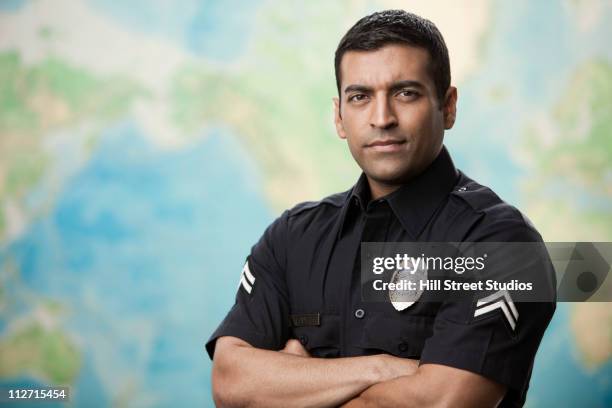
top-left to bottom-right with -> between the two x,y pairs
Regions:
348,94 -> 368,102
398,89 -> 419,98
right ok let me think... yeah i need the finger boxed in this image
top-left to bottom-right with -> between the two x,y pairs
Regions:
283,339 -> 311,357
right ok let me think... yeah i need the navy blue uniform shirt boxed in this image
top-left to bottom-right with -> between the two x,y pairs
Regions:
206,146 -> 556,407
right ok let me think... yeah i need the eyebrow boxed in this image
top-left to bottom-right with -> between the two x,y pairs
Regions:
344,80 -> 425,95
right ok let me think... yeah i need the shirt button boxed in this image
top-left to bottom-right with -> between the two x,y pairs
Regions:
299,334 -> 308,345
398,342 -> 409,352
354,308 -> 365,319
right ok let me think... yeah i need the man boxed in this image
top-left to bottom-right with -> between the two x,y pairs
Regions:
206,9 -> 555,408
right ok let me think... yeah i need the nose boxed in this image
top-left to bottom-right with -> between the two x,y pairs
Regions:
370,96 -> 398,130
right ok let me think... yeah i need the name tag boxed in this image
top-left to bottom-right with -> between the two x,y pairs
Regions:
290,313 -> 320,327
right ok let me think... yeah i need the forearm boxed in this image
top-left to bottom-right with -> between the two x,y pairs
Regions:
212,341 -> 417,408
341,364 -> 506,408
214,345 -> 382,408
340,373 -> 432,408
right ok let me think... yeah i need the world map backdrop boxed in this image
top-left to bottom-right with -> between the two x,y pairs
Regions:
0,0 -> 611,406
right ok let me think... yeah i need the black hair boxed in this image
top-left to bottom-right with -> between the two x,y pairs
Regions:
334,9 -> 451,106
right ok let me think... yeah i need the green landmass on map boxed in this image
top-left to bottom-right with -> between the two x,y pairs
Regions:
0,321 -> 81,384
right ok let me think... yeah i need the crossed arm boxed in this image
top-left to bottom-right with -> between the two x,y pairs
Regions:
340,363 -> 506,408
211,336 -> 506,408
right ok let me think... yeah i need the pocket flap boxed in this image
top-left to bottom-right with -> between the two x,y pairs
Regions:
291,314 -> 340,357
358,313 -> 434,358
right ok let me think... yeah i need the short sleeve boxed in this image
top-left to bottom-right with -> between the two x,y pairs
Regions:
419,300 -> 555,392
205,211 -> 291,360
420,221 -> 556,400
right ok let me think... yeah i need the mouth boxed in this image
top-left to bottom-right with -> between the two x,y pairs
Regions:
365,138 -> 406,153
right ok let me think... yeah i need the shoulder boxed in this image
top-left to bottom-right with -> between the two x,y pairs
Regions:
252,190 -> 348,265
286,189 -> 349,218
265,189 -> 350,241
262,189 -> 350,241
449,171 -> 542,242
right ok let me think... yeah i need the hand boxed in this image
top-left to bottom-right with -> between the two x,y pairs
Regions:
280,339 -> 311,357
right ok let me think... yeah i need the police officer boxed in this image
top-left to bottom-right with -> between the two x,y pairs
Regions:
206,10 -> 556,408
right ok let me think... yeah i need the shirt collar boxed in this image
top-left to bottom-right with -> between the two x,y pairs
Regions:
350,172 -> 371,211
340,145 -> 459,239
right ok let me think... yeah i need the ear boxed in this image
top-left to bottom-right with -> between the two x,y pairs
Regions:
443,86 -> 458,130
333,97 -> 347,140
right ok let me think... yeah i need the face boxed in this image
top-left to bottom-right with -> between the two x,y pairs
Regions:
333,43 -> 457,188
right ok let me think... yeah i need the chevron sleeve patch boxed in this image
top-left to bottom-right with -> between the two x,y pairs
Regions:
474,290 -> 519,331
238,260 -> 256,294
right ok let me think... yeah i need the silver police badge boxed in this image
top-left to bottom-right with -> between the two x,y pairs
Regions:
388,256 -> 428,311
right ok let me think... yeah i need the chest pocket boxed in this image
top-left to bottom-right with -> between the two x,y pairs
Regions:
356,313 -> 435,358
291,314 -> 340,358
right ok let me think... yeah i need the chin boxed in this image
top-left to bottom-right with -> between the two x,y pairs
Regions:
366,165 -> 412,185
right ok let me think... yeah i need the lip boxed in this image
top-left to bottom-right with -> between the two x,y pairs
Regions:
365,139 -> 406,152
